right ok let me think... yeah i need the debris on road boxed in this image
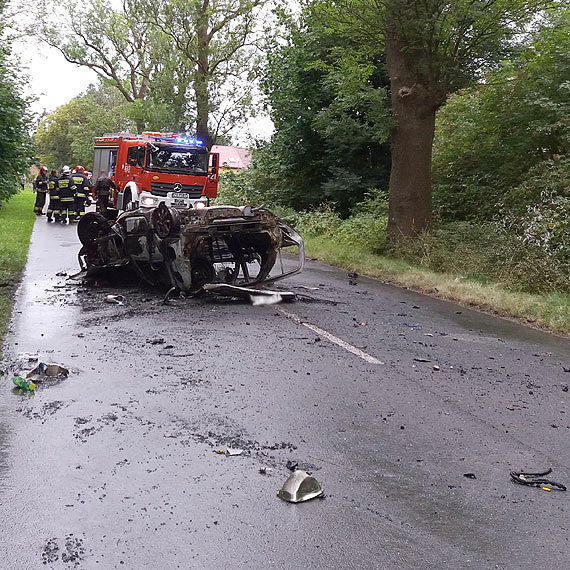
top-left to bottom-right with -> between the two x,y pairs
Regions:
55,271 -> 68,277
278,470 -> 324,503
203,283 -> 295,305
214,448 -> 244,456
433,365 -> 440,371
259,467 -> 272,475
146,338 -> 165,345
26,362 -> 69,380
77,204 -> 305,292
406,323 -> 420,328
463,473 -> 477,480
12,376 -> 36,392
286,460 -> 298,471
510,468 -> 567,492
105,294 -> 125,305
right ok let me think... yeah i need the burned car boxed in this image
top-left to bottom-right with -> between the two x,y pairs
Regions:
77,203 -> 305,292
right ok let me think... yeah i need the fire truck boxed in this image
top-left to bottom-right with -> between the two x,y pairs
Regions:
93,132 -> 219,212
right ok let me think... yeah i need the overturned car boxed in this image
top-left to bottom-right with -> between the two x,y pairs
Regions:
77,203 -> 305,292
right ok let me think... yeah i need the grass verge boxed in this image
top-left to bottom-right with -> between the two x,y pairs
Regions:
303,235 -> 570,336
0,189 -> 36,359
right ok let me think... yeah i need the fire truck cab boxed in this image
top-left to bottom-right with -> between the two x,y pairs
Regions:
93,132 -> 219,212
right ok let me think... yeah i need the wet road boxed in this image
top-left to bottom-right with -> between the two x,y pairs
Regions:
1,215 -> 570,569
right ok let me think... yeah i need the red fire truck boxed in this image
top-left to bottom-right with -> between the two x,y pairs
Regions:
93,132 -> 219,212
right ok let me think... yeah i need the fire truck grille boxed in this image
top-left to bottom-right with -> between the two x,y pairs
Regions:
150,183 -> 204,198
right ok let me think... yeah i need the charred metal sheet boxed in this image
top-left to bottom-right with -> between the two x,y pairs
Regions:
203,283 -> 295,303
77,203 -> 305,292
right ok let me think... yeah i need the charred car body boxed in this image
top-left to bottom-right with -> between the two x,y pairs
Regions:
77,202 -> 305,292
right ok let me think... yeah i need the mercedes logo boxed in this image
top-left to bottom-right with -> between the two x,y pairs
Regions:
173,182 -> 182,192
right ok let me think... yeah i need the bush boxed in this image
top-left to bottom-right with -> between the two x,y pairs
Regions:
292,189 -> 388,253
389,220 -> 570,294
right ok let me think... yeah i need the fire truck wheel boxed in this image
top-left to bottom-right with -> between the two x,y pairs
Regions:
151,202 -> 180,239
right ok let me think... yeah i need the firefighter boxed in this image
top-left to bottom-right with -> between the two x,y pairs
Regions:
46,169 -> 60,222
33,166 -> 49,215
71,165 -> 91,222
93,170 -> 116,218
57,165 -> 75,223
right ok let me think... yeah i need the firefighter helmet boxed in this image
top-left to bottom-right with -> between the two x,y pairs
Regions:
61,165 -> 71,175
75,165 -> 85,173
40,166 -> 47,173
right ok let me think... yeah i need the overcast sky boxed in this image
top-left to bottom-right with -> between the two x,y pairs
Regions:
9,5 -> 273,144
13,36 -> 99,116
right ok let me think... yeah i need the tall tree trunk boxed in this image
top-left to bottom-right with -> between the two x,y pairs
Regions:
195,11 -> 212,147
387,88 -> 436,238
385,19 -> 441,239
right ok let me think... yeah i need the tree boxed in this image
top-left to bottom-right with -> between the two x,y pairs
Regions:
34,82 -> 134,168
142,0 -> 268,147
327,0 -> 560,238
0,4 -> 33,206
432,9 -> 570,220
37,0 -> 167,132
260,7 -> 391,214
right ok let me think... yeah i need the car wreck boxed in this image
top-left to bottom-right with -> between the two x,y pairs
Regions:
77,203 -> 305,292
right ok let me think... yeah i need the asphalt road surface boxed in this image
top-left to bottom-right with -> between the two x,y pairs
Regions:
1,214 -> 570,570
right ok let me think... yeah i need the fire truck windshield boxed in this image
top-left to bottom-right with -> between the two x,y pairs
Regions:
147,145 -> 208,175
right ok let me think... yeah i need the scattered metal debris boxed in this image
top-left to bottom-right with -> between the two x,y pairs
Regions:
286,460 -> 298,471
278,470 -> 324,503
226,448 -> 244,456
510,468 -> 567,492
463,473 -> 477,480
26,362 -> 69,380
105,294 -> 125,305
77,204 -> 305,293
203,283 -> 295,305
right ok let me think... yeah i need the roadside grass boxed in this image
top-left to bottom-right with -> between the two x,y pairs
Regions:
303,235 -> 570,336
0,189 -> 35,359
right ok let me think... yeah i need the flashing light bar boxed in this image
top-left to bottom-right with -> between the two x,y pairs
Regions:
141,131 -> 203,146
175,136 -> 203,146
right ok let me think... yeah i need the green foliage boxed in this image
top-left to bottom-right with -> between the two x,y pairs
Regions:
34,82 -> 134,169
433,10 -> 570,221
260,5 -> 391,215
288,189 -> 389,253
0,41 -> 33,205
0,2 -> 32,207
389,220 -> 570,294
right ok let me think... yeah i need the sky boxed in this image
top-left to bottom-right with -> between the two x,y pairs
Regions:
13,36 -> 99,116
11,34 -> 273,145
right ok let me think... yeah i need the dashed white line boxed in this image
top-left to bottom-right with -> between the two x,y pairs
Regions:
278,308 -> 384,365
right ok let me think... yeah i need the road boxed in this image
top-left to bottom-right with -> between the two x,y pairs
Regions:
1,215 -> 570,569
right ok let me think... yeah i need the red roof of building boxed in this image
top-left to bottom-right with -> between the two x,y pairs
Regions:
211,145 -> 252,169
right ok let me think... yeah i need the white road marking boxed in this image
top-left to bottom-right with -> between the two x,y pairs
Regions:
278,308 -> 384,365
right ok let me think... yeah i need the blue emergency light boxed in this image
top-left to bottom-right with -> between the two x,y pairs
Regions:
175,136 -> 204,146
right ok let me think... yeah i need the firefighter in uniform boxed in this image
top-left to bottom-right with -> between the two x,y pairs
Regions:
57,165 -> 75,223
71,165 -> 91,222
33,166 -> 49,215
46,169 -> 60,222
93,170 -> 116,218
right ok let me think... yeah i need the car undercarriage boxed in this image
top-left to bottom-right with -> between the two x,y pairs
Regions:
77,203 -> 305,292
